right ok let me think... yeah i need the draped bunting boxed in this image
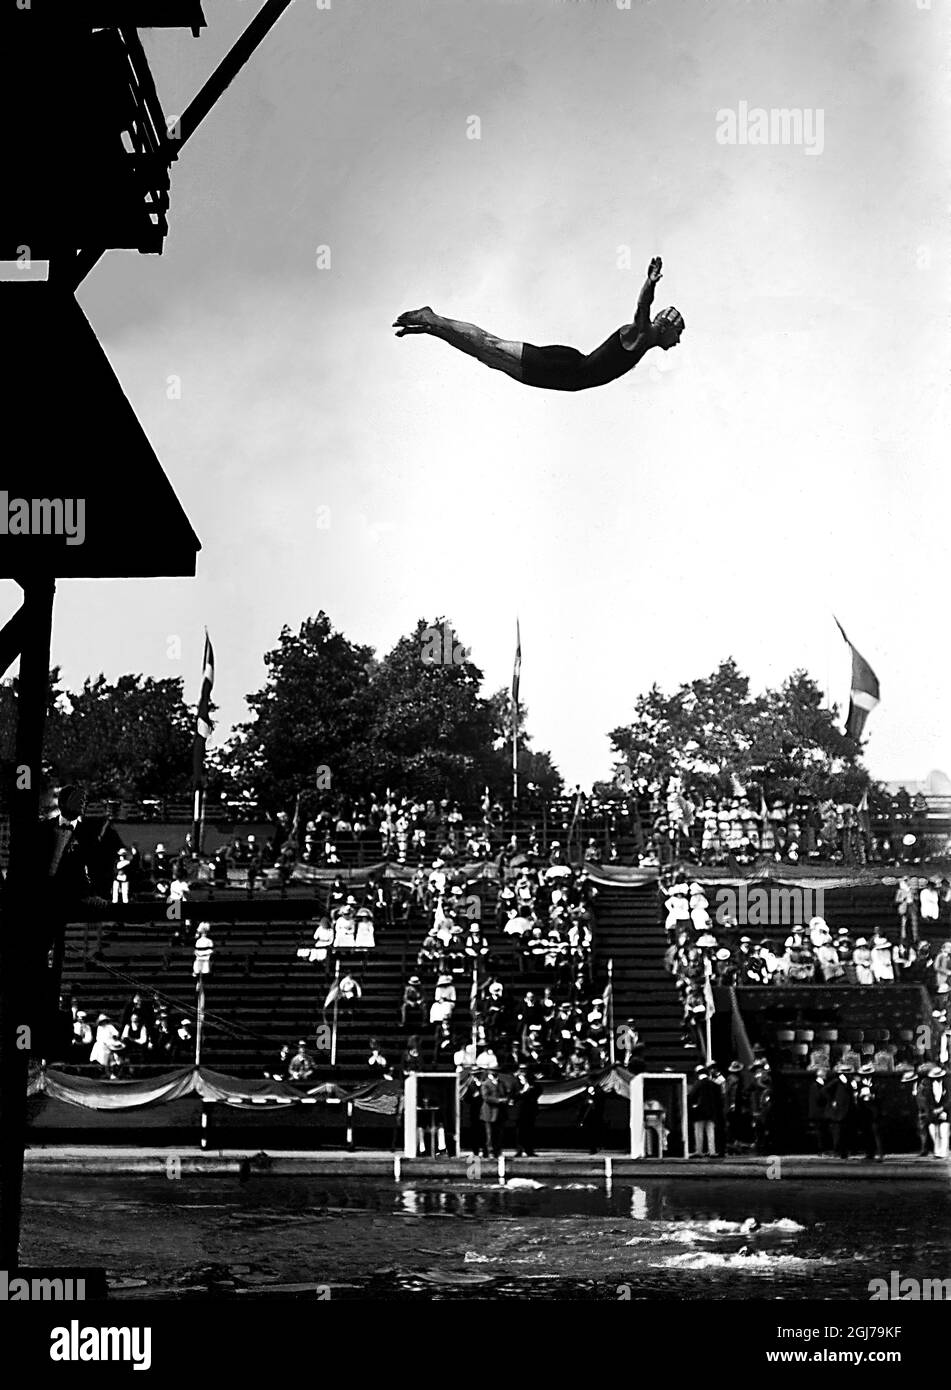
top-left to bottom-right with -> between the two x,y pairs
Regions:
28,1067 -> 404,1114
581,862 -> 922,890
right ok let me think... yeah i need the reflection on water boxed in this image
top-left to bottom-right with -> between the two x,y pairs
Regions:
21,1173 -> 951,1301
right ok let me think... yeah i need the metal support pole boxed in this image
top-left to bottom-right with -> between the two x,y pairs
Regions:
0,576 -> 55,1270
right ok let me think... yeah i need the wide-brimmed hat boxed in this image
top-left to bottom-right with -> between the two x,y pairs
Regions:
715,948 -> 732,961
929,1066 -> 946,1079
859,1062 -> 876,1075
436,973 -> 452,985
728,1061 -> 743,1073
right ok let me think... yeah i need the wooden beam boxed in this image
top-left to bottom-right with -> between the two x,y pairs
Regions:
0,576 -> 55,1270
69,0 -> 294,291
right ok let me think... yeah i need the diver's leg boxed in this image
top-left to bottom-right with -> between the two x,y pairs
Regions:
393,307 -> 524,380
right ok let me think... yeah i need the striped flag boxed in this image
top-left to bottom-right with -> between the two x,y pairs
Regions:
833,617 -> 880,740
192,631 -> 215,788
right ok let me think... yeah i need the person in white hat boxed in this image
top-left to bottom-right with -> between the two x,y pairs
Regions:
927,1065 -> 950,1158
90,1014 -> 125,1076
870,932 -> 895,983
852,938 -> 874,986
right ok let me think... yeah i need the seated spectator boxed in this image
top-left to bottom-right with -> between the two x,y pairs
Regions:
90,1014 -> 125,1076
417,931 -> 443,972
853,937 -> 875,985
402,1036 -> 423,1073
71,1009 -> 94,1060
870,932 -> 896,982
266,1044 -> 293,1080
524,925 -> 549,962
120,1011 -> 150,1063
299,915 -> 334,964
367,1037 -> 391,1078
288,1039 -> 317,1081
816,938 -> 845,981
504,907 -> 533,938
354,909 -> 376,950
787,946 -> 816,983
465,923 -> 489,960
173,1017 -> 195,1061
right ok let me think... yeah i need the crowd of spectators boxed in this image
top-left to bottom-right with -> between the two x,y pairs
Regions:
663,876 -> 951,1066
48,989 -> 197,1076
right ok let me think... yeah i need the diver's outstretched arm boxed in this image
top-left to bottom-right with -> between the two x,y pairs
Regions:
632,257 -> 663,332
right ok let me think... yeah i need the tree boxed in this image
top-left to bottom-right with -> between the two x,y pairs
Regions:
607,658 -> 872,804
363,617 -> 499,801
223,612 -> 375,812
45,674 -> 196,800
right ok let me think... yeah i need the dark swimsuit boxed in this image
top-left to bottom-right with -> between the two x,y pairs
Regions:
520,326 -> 650,392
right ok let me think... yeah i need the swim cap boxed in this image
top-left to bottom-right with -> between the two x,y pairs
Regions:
654,307 -> 685,333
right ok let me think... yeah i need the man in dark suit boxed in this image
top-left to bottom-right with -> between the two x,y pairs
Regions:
825,1064 -> 855,1157
578,1083 -> 606,1154
480,1069 -> 507,1158
514,1066 -> 541,1157
807,1068 -> 831,1155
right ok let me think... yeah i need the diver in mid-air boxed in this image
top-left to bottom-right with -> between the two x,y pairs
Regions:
393,256 -> 683,392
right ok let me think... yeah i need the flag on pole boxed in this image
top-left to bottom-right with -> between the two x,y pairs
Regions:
833,617 -> 880,740
192,630 -> 215,787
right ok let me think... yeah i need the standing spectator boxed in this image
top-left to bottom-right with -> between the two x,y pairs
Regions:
112,848 -> 133,904
855,1063 -> 884,1161
747,1063 -> 773,1154
895,876 -> 920,943
514,1066 -> 541,1157
724,1061 -> 745,1151
578,1083 -> 606,1154
430,973 -> 456,1052
927,1065 -> 950,1158
807,1068 -> 831,1155
825,1064 -> 854,1157
479,1068 -> 507,1157
193,922 -> 214,979
688,1065 -> 721,1157
401,976 -> 425,1030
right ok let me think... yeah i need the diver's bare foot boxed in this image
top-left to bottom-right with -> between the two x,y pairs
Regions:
393,306 -> 435,335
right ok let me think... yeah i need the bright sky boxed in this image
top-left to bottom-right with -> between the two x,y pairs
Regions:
21,0 -> 950,787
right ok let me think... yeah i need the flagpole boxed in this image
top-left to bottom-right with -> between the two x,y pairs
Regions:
704,958 -> 713,1066
512,618 -> 521,806
195,976 -> 205,1069
607,958 -> 615,1065
330,958 -> 341,1067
